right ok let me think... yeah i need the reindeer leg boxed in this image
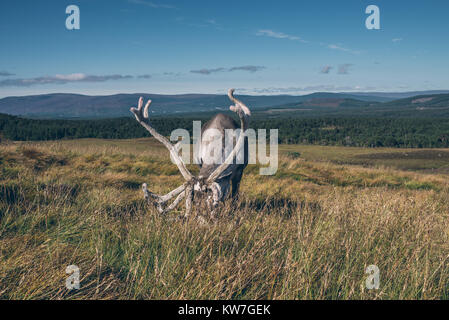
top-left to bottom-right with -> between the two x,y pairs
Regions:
231,168 -> 244,198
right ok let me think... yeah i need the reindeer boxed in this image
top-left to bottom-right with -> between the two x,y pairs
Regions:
130,89 -> 251,218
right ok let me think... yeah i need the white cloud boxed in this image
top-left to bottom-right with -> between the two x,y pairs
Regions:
0,73 -> 133,87
256,29 -> 307,42
238,84 -> 384,94
191,65 -> 266,75
54,73 -> 87,81
328,44 -> 360,54
256,30 -> 362,55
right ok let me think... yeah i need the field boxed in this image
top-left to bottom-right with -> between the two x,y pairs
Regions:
1,138 -> 449,299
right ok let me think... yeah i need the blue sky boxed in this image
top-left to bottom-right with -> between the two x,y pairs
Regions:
0,0 -> 448,97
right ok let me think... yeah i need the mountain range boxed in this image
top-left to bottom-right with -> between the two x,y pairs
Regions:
0,90 -> 448,119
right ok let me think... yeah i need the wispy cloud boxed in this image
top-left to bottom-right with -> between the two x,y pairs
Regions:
337,64 -> 353,74
137,74 -> 151,79
163,72 -> 182,76
256,30 -> 361,55
0,71 -> 15,76
238,84 -> 382,94
0,73 -> 133,87
320,65 -> 333,74
128,0 -> 176,9
256,29 -> 307,43
392,38 -> 403,43
176,17 -> 224,30
328,44 -> 360,54
190,68 -> 226,75
249,85 -> 346,94
229,65 -> 266,73
191,65 -> 266,75
205,18 -> 224,30
205,19 -> 219,26
320,64 -> 353,74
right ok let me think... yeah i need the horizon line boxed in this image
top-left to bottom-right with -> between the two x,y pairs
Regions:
2,89 -> 449,99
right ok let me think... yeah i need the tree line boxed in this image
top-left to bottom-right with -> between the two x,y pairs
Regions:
1,113 -> 448,148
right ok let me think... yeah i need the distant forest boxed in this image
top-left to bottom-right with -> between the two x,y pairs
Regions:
1,113 -> 448,148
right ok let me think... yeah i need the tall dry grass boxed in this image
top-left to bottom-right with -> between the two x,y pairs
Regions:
0,139 -> 448,299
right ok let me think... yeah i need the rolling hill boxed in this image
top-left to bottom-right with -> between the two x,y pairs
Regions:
0,92 -> 394,119
0,91 -> 448,119
259,94 -> 449,118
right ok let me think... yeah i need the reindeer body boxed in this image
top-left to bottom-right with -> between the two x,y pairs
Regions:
199,113 -> 248,200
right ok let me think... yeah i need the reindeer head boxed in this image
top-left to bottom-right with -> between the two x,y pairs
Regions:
130,89 -> 251,217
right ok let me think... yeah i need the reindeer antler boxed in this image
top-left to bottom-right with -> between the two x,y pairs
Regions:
142,182 -> 187,214
131,97 -> 194,214
131,97 -> 193,181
